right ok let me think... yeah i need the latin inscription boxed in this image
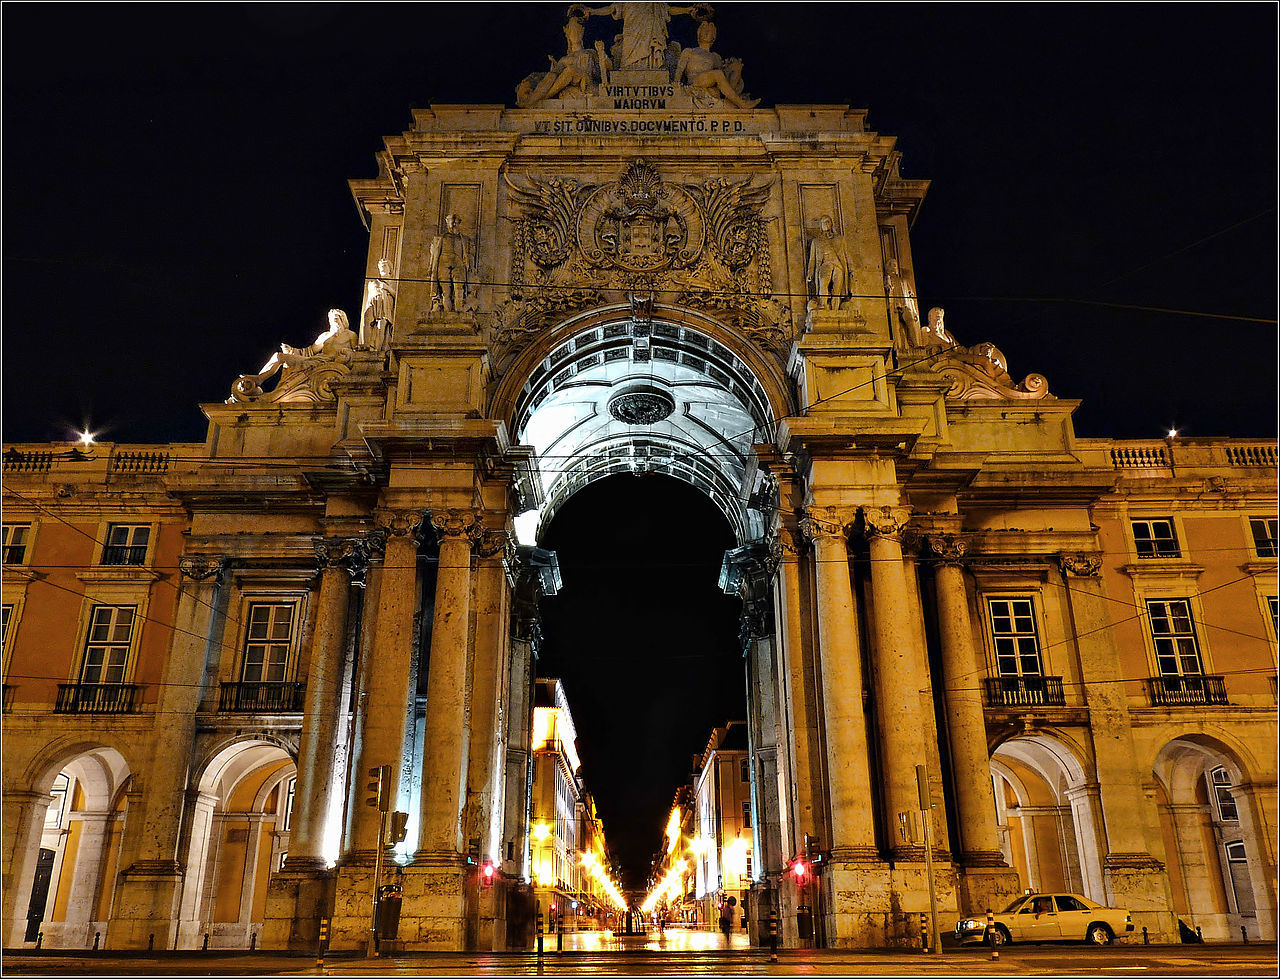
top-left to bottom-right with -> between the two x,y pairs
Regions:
533,116 -> 747,135
604,84 -> 674,109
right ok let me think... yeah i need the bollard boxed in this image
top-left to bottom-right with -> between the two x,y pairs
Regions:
986,909 -> 998,961
317,916 -> 329,968
1240,925 -> 1248,944
768,910 -> 778,964
202,933 -> 210,952
36,932 -> 44,950
93,931 -> 101,951
1196,925 -> 1202,943
148,933 -> 155,952
250,931 -> 257,952
921,912 -> 929,953
557,915 -> 564,953
536,911 -> 544,972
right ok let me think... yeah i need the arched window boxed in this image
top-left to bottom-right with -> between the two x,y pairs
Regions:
44,773 -> 70,828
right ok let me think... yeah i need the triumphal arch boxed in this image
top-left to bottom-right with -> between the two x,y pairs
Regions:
233,3 -> 1159,949
20,3 -> 1279,956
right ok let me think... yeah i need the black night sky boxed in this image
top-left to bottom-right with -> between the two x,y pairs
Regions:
4,4 -> 1276,890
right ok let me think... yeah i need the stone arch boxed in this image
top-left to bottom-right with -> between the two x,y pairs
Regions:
990,732 -> 1105,901
1151,732 -> 1275,941
4,743 -> 133,949
179,737 -> 297,949
492,303 -> 792,546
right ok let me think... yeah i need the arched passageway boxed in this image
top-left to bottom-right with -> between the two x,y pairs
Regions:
990,735 -> 1104,901
180,739 -> 296,948
1153,734 -> 1276,940
5,746 -> 132,949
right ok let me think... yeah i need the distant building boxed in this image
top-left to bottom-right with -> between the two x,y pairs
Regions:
690,722 -> 754,928
529,678 -> 623,930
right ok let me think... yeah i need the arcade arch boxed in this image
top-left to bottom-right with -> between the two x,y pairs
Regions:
180,739 -> 296,949
1153,734 -> 1275,940
990,734 -> 1105,902
6,745 -> 132,949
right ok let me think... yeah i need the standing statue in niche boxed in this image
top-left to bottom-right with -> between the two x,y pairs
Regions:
806,215 -> 850,310
885,258 -> 924,348
360,258 -> 397,350
674,20 -> 757,108
516,14 -> 601,107
574,2 -> 705,71
429,213 -> 472,313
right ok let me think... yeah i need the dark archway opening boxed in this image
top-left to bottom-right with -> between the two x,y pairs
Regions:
538,472 -> 745,892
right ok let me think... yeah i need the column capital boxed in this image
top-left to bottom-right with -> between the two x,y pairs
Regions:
314,535 -> 373,576
178,555 -> 226,582
375,508 -> 426,540
1058,551 -> 1103,577
477,528 -> 516,562
925,532 -> 969,566
799,504 -> 856,543
860,504 -> 913,542
430,507 -> 484,545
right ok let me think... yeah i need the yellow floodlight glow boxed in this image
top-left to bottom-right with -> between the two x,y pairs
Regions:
664,808 -> 681,854
532,821 -> 552,842
77,431 -> 96,446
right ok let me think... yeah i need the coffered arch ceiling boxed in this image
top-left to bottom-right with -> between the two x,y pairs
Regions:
512,315 -> 776,545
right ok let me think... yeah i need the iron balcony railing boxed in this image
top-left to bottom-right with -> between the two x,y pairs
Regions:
55,683 -> 139,714
1146,674 -> 1229,707
218,681 -> 306,713
984,675 -> 1066,707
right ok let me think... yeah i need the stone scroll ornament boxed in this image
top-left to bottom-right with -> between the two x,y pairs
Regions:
179,556 -> 226,582
1058,552 -> 1103,577
860,505 -> 913,542
502,159 -> 779,344
229,309 -> 358,404
798,505 -> 856,543
430,508 -> 486,546
913,307 -> 1052,400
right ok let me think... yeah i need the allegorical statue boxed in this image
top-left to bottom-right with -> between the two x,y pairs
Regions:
517,14 -> 600,107
923,306 -> 957,347
575,2 -> 703,71
360,258 -> 396,350
429,213 -> 472,313
231,309 -> 358,401
806,215 -> 850,310
885,258 -> 924,348
674,20 -> 757,108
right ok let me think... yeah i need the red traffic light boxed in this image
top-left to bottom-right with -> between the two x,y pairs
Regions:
482,861 -> 496,885
791,859 -> 810,881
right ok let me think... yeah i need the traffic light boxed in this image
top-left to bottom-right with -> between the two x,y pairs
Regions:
481,861 -> 496,886
790,858 -> 810,883
389,810 -> 409,843
365,764 -> 392,811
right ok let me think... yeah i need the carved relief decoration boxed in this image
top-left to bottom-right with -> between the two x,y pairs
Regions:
179,556 -> 226,582
504,159 -> 776,345
375,509 -> 426,541
1058,552 -> 1103,577
931,343 -> 1051,401
799,505 -> 856,543
924,533 -> 968,566
430,508 -> 485,545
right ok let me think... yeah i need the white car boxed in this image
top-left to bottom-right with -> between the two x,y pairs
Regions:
955,892 -> 1135,946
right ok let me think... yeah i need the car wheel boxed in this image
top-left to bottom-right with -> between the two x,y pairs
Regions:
987,925 -> 1010,947
1086,924 -> 1113,946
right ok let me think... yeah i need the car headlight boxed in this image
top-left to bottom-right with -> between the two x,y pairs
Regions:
960,918 -> 981,930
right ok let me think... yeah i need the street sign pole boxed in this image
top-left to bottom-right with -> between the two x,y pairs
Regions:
917,764 -> 940,954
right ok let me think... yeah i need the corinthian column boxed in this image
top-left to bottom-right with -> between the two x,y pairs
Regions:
861,505 -> 928,859
418,508 -> 483,859
801,505 -> 877,859
286,535 -> 374,871
926,533 -> 1004,865
349,511 -> 421,859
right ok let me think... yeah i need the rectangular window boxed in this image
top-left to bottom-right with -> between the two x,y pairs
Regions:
241,603 -> 295,683
1147,599 -> 1203,677
2,523 -> 30,564
740,758 -> 749,782
987,598 -> 1043,676
102,523 -> 151,566
1250,518 -> 1278,558
1132,518 -> 1180,558
81,605 -> 136,684
280,776 -> 297,831
745,852 -> 753,880
742,800 -> 751,825
1210,767 -> 1239,822
2,603 -> 12,656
